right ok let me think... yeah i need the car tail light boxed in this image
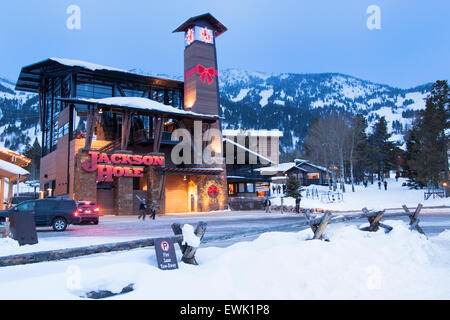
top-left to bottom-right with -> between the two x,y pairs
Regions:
84,201 -> 92,205
78,208 -> 83,212
73,210 -> 79,217
94,207 -> 100,213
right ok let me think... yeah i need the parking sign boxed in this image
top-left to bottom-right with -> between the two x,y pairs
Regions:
154,238 -> 178,270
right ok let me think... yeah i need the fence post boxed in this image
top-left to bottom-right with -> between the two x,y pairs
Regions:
172,222 -> 207,265
312,211 -> 332,240
361,208 -> 386,232
402,204 -> 426,236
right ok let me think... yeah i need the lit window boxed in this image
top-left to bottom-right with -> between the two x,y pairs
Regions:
307,173 -> 320,180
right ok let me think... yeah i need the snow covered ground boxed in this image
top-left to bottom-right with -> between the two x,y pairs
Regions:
0,221 -> 448,299
271,178 -> 449,211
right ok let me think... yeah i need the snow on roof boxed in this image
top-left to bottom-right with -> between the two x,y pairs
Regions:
62,97 -> 219,120
49,58 -> 181,82
255,162 -> 297,173
223,129 -> 283,137
0,159 -> 29,178
50,57 -> 130,74
302,162 -> 330,173
223,138 -> 275,164
294,159 -> 330,173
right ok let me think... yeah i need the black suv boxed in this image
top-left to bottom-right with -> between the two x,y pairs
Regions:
0,199 -> 80,232
7,196 -> 35,209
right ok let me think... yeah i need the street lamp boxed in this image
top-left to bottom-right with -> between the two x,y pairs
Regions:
443,182 -> 448,198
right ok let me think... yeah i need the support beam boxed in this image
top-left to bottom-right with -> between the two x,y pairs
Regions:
7,177 -> 14,206
153,117 -> 164,153
84,106 -> 98,150
121,111 -> 132,150
0,178 -> 5,210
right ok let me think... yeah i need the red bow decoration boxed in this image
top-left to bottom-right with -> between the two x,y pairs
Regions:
185,65 -> 218,85
208,185 -> 219,196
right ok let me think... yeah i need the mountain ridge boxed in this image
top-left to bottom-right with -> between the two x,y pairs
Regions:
0,69 -> 435,155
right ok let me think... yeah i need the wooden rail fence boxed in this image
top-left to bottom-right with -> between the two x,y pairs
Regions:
0,204 -> 426,267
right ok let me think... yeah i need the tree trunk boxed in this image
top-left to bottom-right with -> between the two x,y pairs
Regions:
339,149 -> 345,193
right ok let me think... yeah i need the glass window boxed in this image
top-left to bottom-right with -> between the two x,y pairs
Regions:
246,183 -> 255,193
16,201 -> 35,212
307,173 -> 320,180
228,184 -> 235,195
238,183 -> 245,193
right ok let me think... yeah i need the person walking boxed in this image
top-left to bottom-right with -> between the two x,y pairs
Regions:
384,180 -> 388,191
264,197 -> 272,213
272,185 -> 276,196
277,185 -> 281,194
378,181 -> 382,190
137,196 -> 147,220
150,201 -> 157,220
295,197 -> 301,214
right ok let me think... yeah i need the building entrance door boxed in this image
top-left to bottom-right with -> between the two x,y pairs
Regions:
97,188 -> 115,214
165,175 -> 188,213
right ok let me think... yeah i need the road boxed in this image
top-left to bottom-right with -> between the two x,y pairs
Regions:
35,207 -> 450,248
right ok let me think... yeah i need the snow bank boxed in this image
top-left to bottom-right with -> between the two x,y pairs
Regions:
271,178 -> 449,211
0,221 -> 448,299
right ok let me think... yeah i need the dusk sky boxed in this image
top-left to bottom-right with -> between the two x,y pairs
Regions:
0,0 -> 448,88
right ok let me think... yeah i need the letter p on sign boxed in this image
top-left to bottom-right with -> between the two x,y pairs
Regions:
67,5 -> 81,30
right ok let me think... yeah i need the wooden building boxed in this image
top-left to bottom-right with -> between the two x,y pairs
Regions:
0,148 -> 31,209
15,13 -> 229,215
223,129 -> 282,198
256,159 -> 330,187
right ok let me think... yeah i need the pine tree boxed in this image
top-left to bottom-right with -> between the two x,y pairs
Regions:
404,80 -> 449,188
348,114 -> 368,191
286,175 -> 302,199
367,117 -> 394,180
23,138 -> 42,181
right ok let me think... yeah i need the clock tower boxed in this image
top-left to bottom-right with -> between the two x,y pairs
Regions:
173,13 -> 227,115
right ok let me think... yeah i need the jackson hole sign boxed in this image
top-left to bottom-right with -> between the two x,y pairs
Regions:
82,151 -> 165,182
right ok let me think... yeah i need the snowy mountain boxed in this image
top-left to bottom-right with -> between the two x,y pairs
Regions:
0,77 -> 39,152
0,70 -> 433,155
219,70 -> 432,153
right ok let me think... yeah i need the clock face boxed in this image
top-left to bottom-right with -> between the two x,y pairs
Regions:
185,28 -> 194,46
185,26 -> 214,47
199,27 -> 213,44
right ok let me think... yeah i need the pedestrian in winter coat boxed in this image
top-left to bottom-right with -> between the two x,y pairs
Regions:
137,196 -> 148,220
295,197 -> 301,214
264,198 -> 272,213
272,185 -> 276,195
150,201 -> 157,220
384,181 -> 388,191
277,185 -> 281,194
378,181 -> 382,190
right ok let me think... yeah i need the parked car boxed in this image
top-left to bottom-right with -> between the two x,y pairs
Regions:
76,201 -> 100,225
6,196 -> 35,209
0,198 -> 80,232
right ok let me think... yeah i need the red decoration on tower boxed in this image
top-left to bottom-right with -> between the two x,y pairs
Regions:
185,28 -> 194,46
200,27 -> 212,43
185,64 -> 218,85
